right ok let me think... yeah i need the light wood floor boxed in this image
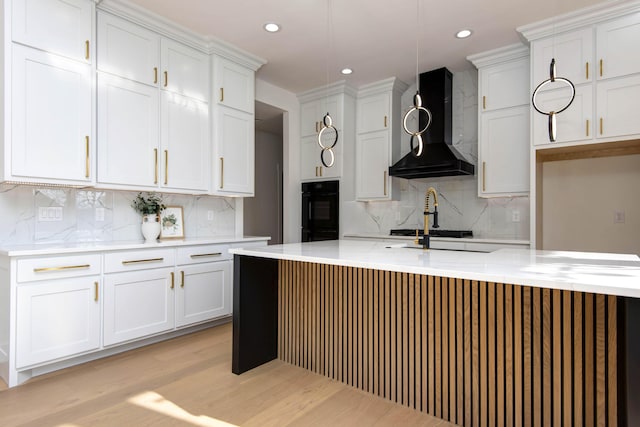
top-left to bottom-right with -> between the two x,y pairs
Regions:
0,322 -> 453,426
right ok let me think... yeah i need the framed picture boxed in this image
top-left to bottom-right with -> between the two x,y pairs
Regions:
160,206 -> 184,239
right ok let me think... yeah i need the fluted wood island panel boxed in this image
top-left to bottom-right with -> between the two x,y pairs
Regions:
277,260 -> 621,427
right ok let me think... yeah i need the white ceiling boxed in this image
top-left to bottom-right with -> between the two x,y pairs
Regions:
128,0 -> 609,94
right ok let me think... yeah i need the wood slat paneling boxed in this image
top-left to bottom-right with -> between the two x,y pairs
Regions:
277,261 -> 621,427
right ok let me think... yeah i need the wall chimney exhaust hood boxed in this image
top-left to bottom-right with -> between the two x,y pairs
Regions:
389,68 -> 475,179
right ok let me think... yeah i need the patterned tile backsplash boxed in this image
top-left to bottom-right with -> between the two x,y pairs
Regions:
0,185 -> 237,245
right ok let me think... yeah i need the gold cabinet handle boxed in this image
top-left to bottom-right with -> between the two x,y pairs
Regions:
220,157 -> 224,189
122,258 -> 164,265
85,40 -> 90,60
164,71 -> 168,87
34,264 -> 90,273
180,271 -> 185,288
599,59 -> 603,77
586,119 -> 590,137
220,88 -> 224,102
154,67 -> 158,84
600,117 -> 603,135
319,166 -> 323,177
315,166 -> 318,177
190,253 -> 222,258
586,62 -> 589,80
384,116 -> 388,128
154,148 -> 158,184
383,171 -> 387,196
170,271 -> 174,289
164,150 -> 168,185
482,161 -> 486,192
315,121 -> 320,133
483,96 -> 486,110
85,136 -> 90,178
94,281 -> 99,302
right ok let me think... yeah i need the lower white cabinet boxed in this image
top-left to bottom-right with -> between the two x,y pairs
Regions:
176,261 -> 231,327
16,277 -> 101,368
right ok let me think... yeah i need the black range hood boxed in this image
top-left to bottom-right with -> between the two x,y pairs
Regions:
388,67 -> 475,179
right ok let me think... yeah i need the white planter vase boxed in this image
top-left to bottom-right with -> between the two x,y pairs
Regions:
141,214 -> 161,243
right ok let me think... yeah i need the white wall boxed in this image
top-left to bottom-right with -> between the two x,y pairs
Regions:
541,154 -> 640,255
255,78 -> 300,243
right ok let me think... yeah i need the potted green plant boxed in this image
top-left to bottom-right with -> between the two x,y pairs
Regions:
131,192 -> 166,243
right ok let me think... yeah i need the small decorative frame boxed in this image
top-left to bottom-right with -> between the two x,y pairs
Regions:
160,206 -> 184,240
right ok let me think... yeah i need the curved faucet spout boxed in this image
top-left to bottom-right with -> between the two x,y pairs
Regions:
420,187 -> 439,249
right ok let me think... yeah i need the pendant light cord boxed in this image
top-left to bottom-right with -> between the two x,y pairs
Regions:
415,0 -> 420,92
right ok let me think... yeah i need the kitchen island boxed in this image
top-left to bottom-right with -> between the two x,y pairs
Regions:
230,240 -> 640,426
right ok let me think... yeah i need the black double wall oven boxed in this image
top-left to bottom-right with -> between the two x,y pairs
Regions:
301,180 -> 339,242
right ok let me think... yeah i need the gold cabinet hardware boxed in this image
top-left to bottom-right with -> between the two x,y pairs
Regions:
384,116 -> 388,128
482,161 -> 486,192
586,62 -> 589,80
154,148 -> 158,184
383,171 -> 387,196
94,281 -> 99,302
220,88 -> 224,102
85,136 -> 90,178
190,253 -> 222,258
315,166 -> 318,177
600,117 -> 603,135
315,121 -> 320,133
164,150 -> 168,185
586,119 -> 590,137
319,166 -> 323,177
85,40 -> 90,60
180,271 -> 185,288
34,264 -> 90,273
220,157 -> 224,189
164,71 -> 168,87
600,59 -> 603,77
483,96 -> 486,110
170,271 -> 174,289
154,67 -> 158,84
122,257 -> 164,265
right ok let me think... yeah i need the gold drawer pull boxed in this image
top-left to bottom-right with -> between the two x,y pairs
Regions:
190,253 -> 222,258
154,67 -> 158,84
94,281 -> 99,302
599,59 -> 603,77
85,136 -> 90,178
586,119 -> 590,137
600,117 -> 603,135
220,157 -> 224,189
164,71 -> 168,87
586,62 -> 589,80
164,150 -> 169,185
122,258 -> 164,265
482,96 -> 486,110
220,88 -> 224,102
482,161 -> 486,192
383,171 -> 387,196
154,148 -> 158,184
85,40 -> 90,60
34,264 -> 91,273
384,116 -> 388,127
180,271 -> 185,288
170,271 -> 174,289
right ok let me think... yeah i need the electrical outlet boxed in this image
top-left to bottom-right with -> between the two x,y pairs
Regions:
38,207 -> 63,222
207,210 -> 214,221
614,210 -> 625,224
511,209 -> 521,223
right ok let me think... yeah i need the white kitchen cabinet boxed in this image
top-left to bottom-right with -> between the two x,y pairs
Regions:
532,85 -> 593,146
355,78 -> 407,201
175,245 -> 232,327
161,38 -> 209,101
596,74 -> 640,139
12,0 -> 94,63
301,96 -> 341,137
214,56 -> 255,113
300,135 -> 341,181
596,13 -> 640,81
469,44 -> 530,197
10,44 -> 93,185
213,107 -> 255,195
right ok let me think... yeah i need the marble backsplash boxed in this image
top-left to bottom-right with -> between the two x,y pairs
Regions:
342,69 -> 530,241
0,185 -> 236,246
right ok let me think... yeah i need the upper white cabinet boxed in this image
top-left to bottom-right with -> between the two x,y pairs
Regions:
214,57 -> 255,113
12,0 -> 94,63
355,78 -> 408,201
301,96 -> 341,137
531,28 -> 593,88
161,38 -> 209,101
596,13 -> 640,81
468,44 -> 530,197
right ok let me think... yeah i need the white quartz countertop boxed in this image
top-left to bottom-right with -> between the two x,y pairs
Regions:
229,240 -> 640,298
343,232 -> 530,246
0,236 -> 270,257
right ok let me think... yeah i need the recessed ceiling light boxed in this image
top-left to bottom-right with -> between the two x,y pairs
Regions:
341,68 -> 353,75
264,22 -> 280,33
455,29 -> 473,39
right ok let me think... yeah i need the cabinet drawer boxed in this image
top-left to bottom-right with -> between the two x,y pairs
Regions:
17,254 -> 102,283
176,244 -> 231,265
104,248 -> 175,273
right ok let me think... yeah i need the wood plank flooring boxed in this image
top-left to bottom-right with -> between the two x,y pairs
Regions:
0,322 -> 453,426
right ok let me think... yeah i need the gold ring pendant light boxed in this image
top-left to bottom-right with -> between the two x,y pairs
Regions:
317,0 -> 338,168
402,0 -> 432,157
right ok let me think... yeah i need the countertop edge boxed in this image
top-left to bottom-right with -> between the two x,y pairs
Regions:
342,233 -> 531,246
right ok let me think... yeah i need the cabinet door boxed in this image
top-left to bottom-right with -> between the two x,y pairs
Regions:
161,92 -> 209,192
300,135 -> 341,181
480,59 -> 530,111
11,45 -> 93,184
531,28 -> 593,87
175,261 -> 232,327
596,74 -> 640,140
214,107 -> 254,195
479,105 -> 529,196
532,85 -> 593,146
97,11 -> 159,86
357,93 -> 390,134
597,13 -> 640,80
103,268 -> 175,346
16,277 -> 100,368
356,130 -> 390,200
97,73 -> 159,188
300,97 -> 341,137
215,57 -> 254,113
161,38 -> 209,102
12,0 -> 93,63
